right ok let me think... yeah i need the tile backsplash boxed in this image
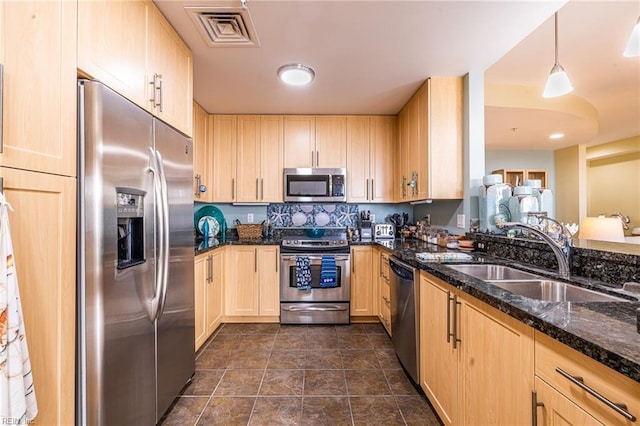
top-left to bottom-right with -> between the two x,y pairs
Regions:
267,204 -> 359,228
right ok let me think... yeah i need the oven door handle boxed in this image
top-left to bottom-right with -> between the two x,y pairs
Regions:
282,305 -> 349,312
281,254 -> 350,261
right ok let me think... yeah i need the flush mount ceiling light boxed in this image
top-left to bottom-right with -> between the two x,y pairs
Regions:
542,12 -> 574,98
623,16 -> 640,57
277,64 -> 315,86
549,133 -> 565,139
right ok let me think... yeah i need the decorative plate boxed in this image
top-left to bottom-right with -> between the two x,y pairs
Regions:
194,205 -> 225,236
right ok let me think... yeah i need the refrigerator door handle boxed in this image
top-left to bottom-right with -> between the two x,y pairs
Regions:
148,148 -> 165,322
154,149 -> 170,321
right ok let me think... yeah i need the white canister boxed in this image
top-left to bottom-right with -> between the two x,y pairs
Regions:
508,186 -> 540,224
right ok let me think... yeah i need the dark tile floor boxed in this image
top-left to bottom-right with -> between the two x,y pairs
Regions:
161,323 -> 442,425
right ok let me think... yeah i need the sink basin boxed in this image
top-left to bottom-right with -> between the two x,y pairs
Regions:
488,280 -> 627,302
447,264 -> 539,281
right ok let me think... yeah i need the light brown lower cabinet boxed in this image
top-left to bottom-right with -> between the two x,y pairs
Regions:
195,248 -> 225,351
225,245 -> 279,320
534,331 -> 639,426
350,246 -> 377,317
1,167 -> 76,426
534,377 -> 603,425
376,248 -> 392,334
419,271 -> 534,425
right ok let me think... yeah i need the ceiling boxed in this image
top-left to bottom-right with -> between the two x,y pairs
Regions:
154,0 -> 640,151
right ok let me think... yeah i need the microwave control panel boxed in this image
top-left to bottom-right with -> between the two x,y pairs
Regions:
331,175 -> 345,196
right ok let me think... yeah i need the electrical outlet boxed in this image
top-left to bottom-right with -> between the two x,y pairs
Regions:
247,213 -> 254,223
370,214 -> 376,223
457,214 -> 465,229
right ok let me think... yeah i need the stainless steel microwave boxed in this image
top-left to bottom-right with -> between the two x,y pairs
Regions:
283,168 -> 346,203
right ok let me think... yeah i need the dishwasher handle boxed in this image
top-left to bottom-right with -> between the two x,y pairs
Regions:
389,256 -> 417,281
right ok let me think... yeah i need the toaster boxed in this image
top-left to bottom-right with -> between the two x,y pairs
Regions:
373,223 -> 395,239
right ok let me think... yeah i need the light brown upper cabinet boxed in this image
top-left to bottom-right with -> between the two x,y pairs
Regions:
78,0 -> 193,136
347,116 -> 396,203
236,115 -> 284,203
147,6 -> 193,136
284,115 -> 347,168
212,115 -> 284,203
0,1 -> 77,176
193,102 -> 212,202
211,115 -> 237,202
396,77 -> 463,202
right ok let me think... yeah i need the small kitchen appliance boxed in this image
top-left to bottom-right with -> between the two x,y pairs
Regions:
283,168 -> 346,203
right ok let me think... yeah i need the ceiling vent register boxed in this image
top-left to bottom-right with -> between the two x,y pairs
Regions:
187,6 -> 260,47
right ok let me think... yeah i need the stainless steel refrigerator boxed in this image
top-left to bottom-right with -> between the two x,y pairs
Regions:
77,80 -> 195,425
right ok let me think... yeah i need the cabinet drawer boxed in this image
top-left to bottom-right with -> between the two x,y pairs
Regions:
535,331 -> 640,425
379,282 -> 391,335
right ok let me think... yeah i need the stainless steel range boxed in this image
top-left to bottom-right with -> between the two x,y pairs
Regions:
280,237 -> 350,324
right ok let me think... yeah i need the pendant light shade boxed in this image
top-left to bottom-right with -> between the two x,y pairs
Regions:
542,12 -> 573,98
623,16 -> 640,57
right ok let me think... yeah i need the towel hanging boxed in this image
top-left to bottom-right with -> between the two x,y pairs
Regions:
0,192 -> 38,424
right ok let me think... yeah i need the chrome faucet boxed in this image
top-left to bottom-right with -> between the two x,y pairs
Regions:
497,213 -> 572,280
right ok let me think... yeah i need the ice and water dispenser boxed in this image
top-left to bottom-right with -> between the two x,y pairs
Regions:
116,188 -> 146,269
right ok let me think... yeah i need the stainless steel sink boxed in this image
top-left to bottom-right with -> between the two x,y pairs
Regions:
487,280 -> 627,302
447,264 -> 540,281
447,264 -> 628,302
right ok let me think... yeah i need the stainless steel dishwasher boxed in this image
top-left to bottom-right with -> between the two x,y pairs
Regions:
388,256 -> 420,384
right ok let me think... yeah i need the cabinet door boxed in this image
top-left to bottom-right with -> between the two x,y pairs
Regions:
260,115 -> 284,202
148,6 -> 193,136
460,294 -> 534,426
78,0 -> 148,113
207,249 -> 225,334
419,274 -> 458,426
0,167 -> 75,426
426,77 -> 463,199
370,116 -> 396,202
193,102 -> 211,201
257,246 -> 280,316
315,115 -> 347,168
226,246 -> 259,316
211,115 -> 237,202
406,95 -> 420,201
395,107 -> 409,202
1,1 -> 76,176
194,254 -> 208,350
346,116 -> 370,203
284,115 -> 315,168
236,115 -> 261,202
416,83 -> 429,200
350,246 -> 375,316
535,377 -> 603,426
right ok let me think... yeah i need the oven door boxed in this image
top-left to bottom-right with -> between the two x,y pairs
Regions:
280,253 -> 350,302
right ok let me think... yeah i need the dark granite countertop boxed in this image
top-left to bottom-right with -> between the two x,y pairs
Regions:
377,238 -> 640,384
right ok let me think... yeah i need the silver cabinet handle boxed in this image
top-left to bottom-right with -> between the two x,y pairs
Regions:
371,178 -> 375,200
254,248 -> 257,272
194,174 -> 201,197
231,177 -> 235,200
401,176 -> 406,199
149,73 -> 163,110
311,151 -> 314,167
452,294 -> 461,349
365,178 -> 369,200
555,367 -> 637,422
351,249 -> 355,273
414,172 -> 418,196
379,254 -> 383,277
531,390 -> 544,426
261,178 -> 264,201
316,150 -> 319,167
256,178 -> 259,200
446,291 -> 453,343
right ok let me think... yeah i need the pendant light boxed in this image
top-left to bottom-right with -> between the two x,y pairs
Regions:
542,12 -> 573,98
623,16 -> 640,57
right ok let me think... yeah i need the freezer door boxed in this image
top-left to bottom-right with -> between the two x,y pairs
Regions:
79,80 -> 157,425
153,118 -> 195,421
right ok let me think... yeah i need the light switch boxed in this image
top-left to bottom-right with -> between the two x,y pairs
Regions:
457,214 -> 465,229
247,213 -> 254,223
